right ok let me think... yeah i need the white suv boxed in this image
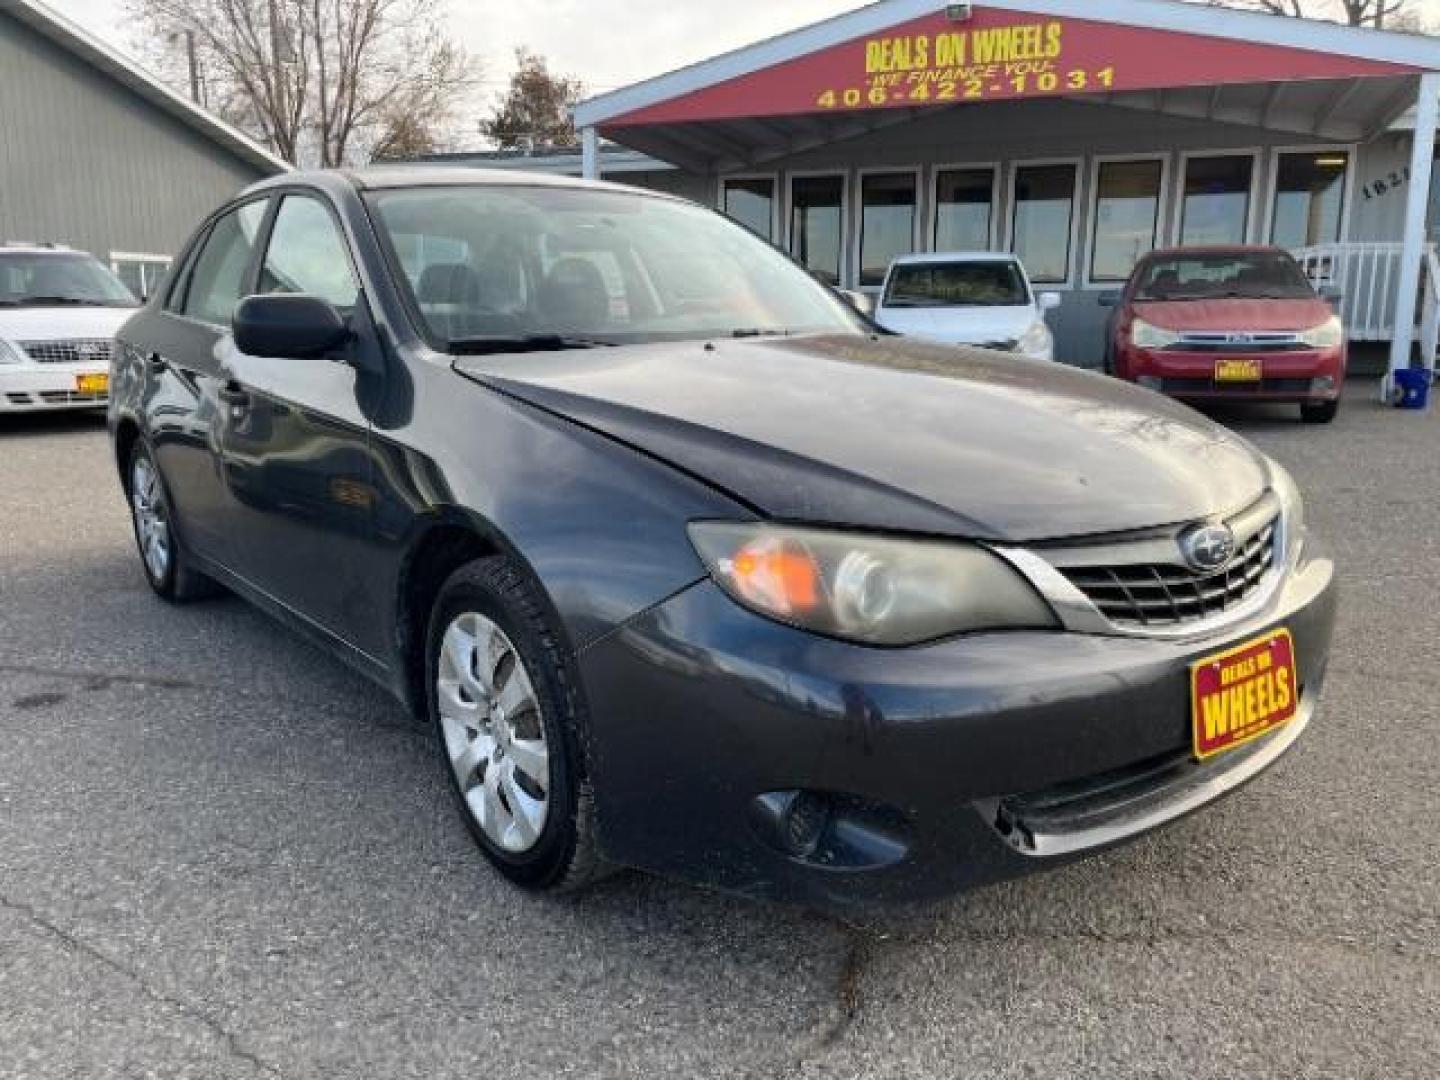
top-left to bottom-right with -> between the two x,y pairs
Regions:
0,243 -> 139,413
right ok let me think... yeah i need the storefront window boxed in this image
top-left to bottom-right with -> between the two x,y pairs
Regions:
858,172 -> 917,288
1090,159 -> 1163,283
1180,155 -> 1254,247
1011,163 -> 1077,284
1271,151 -> 1349,249
789,175 -> 846,286
723,176 -> 776,241
934,167 -> 995,252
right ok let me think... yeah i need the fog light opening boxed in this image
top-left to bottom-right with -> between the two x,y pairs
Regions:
1311,376 -> 1337,393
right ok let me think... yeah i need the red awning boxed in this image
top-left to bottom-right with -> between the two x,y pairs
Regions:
603,6 -> 1420,130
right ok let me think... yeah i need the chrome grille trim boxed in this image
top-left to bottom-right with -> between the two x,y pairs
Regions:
993,492 -> 1289,640
19,338 -> 114,365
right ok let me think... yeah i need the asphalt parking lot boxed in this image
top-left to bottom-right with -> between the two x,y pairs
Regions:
1,385 -> 1436,1079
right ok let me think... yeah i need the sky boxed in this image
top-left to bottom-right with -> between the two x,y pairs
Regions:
44,0 -> 873,99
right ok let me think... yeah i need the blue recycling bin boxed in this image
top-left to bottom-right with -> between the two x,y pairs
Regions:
1394,368 -> 1432,410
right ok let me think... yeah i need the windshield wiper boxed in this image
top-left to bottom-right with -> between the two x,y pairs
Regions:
448,334 -> 615,356
729,328 -> 796,339
14,295 -> 101,306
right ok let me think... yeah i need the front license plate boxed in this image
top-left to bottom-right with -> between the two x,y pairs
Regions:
1214,358 -> 1262,383
1191,629 -> 1298,761
75,373 -> 109,395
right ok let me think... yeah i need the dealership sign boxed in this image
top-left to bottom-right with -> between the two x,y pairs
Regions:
605,6 -> 1417,128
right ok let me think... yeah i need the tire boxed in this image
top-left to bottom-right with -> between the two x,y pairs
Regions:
125,441 -> 222,602
1300,399 -> 1340,425
425,556 -> 604,892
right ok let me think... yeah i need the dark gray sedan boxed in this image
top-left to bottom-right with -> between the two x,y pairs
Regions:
108,168 -> 1336,911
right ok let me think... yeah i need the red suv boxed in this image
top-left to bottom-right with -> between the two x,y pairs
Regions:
1103,246 -> 1345,424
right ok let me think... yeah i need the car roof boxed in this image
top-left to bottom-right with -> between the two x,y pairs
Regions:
0,244 -> 81,256
891,251 -> 1020,266
1143,244 -> 1289,260
240,165 -> 678,201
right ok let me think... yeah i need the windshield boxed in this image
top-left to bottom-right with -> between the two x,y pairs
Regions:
0,253 -> 137,307
883,261 -> 1030,308
1133,251 -> 1316,302
368,185 -> 866,351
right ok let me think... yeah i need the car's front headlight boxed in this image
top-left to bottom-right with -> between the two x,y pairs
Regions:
687,522 -> 1058,646
1268,459 -> 1307,566
1018,321 -> 1052,357
0,338 -> 26,365
1130,319 -> 1181,350
1297,315 -> 1344,349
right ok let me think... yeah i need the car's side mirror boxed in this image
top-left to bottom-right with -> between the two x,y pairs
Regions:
234,294 -> 350,359
839,289 -> 876,317
1038,291 -> 1062,311
1097,291 -> 1122,308
1320,285 -> 1343,308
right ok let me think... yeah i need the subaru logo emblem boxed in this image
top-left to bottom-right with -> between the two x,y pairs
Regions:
1180,523 -> 1236,573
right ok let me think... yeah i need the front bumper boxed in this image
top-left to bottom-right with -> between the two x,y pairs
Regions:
1118,345 -> 1345,403
577,545 -> 1336,911
0,366 -> 109,412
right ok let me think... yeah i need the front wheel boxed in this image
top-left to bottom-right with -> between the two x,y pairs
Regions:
1300,399 -> 1340,424
426,557 -> 604,891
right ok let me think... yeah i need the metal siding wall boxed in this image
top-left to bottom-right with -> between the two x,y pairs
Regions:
0,12 -> 268,261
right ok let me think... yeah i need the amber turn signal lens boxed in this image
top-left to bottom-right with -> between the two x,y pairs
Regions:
729,538 -> 821,615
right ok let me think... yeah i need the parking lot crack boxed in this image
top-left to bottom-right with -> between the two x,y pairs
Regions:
0,890 -> 282,1077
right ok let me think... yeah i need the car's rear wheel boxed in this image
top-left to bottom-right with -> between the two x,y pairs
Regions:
126,443 -> 220,602
1300,399 -> 1340,424
426,557 -> 603,891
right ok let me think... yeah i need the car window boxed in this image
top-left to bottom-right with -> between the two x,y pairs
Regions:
884,261 -> 1030,308
182,200 -> 269,325
258,196 -> 360,309
1133,252 -> 1315,302
0,253 -> 135,308
368,185 -> 864,349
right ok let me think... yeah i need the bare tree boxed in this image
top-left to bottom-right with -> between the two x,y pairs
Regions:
128,0 -> 477,166
1205,0 -> 1415,28
481,48 -> 585,151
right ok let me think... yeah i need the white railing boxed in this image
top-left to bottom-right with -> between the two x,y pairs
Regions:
1291,241 -> 1440,346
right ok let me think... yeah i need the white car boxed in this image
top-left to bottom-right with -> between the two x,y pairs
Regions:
874,252 -> 1061,361
0,244 -> 139,413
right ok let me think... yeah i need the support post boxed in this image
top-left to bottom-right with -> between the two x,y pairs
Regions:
1387,72 -> 1440,396
581,127 -> 599,181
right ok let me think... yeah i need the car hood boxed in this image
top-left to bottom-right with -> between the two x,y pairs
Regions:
1133,297 -> 1332,332
875,304 -> 1037,345
0,305 -> 135,342
455,335 -> 1271,543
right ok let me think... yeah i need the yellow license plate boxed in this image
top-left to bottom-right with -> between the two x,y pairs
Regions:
1214,358 -> 1262,383
75,373 -> 109,395
1191,629 -> 1298,761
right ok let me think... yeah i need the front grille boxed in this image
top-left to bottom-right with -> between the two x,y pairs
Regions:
1162,332 -> 1309,354
1060,520 -> 1277,628
4,390 -> 107,405
19,339 -> 114,364
1162,377 -> 1314,395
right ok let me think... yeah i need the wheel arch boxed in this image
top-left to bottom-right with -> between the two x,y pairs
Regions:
113,415 -> 142,493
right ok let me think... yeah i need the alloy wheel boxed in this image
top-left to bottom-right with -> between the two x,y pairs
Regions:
437,612 -> 551,854
130,455 -> 171,583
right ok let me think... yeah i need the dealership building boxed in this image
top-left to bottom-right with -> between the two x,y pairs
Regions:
450,0 -> 1440,381
0,0 -> 287,297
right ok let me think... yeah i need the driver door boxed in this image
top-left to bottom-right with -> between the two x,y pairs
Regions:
216,193 -> 385,661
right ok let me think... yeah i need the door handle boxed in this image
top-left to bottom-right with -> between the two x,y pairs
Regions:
147,352 -> 168,373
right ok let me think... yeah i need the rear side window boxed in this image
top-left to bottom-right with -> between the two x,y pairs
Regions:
182,200 -> 268,325
258,196 -> 360,309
